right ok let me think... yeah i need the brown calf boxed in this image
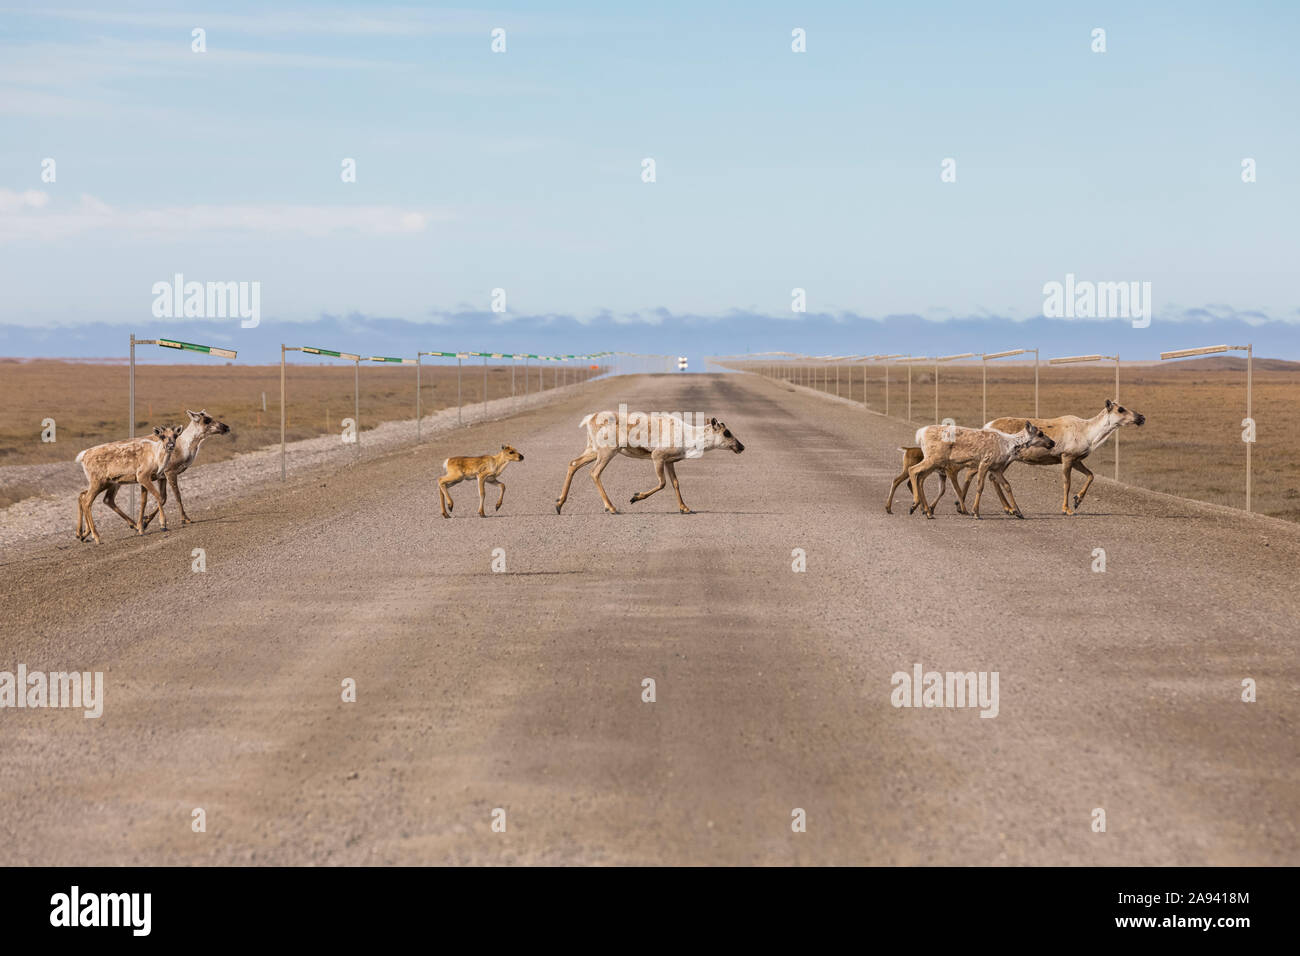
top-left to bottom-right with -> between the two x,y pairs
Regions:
438,445 -> 524,518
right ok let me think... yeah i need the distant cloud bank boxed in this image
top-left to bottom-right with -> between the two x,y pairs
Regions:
4,310 -> 1300,364
0,189 -> 438,242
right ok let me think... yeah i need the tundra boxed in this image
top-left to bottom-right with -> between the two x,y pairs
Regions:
75,426 -> 181,543
438,445 -> 524,518
909,423 -> 1055,519
555,410 -> 744,515
970,400 -> 1145,515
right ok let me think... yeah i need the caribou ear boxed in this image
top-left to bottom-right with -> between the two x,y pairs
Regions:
187,409 -> 202,422
709,417 -> 718,427
1105,398 -> 1114,411
153,426 -> 162,435
1026,423 -> 1039,435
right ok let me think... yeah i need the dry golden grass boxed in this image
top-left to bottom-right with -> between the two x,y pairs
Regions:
774,357 -> 1300,522
0,357 -> 596,474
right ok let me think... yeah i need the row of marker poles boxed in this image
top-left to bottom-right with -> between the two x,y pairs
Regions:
719,344 -> 1255,512
424,350 -> 615,441
126,339 -> 611,488
730,350 -> 1039,422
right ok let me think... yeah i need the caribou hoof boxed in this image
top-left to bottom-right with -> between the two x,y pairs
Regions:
908,502 -> 919,515
1013,510 -> 1025,519
1072,495 -> 1082,509
629,496 -> 639,504
554,502 -> 562,514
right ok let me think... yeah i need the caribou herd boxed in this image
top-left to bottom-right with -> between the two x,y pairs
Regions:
885,400 -> 1146,519
73,397 -> 1144,541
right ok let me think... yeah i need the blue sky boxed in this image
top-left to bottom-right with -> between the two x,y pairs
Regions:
1,1 -> 1298,358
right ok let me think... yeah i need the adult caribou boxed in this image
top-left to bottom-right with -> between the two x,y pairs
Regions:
555,408 -> 745,515
958,399 -> 1146,515
139,409 -> 232,529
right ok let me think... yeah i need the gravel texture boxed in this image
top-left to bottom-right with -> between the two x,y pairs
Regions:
0,372 -> 1295,865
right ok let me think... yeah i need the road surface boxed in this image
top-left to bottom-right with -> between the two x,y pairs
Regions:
1,373 -> 1295,865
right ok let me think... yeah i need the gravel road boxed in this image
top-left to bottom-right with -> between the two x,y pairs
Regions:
1,372 -> 1295,865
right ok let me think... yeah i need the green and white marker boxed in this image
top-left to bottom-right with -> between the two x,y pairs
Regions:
155,338 -> 239,359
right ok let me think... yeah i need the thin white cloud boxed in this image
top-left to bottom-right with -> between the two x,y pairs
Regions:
7,6 -> 641,38
0,37 -> 413,86
0,189 -> 50,213
0,34 -> 548,117
19,6 -> 494,37
0,189 -> 443,241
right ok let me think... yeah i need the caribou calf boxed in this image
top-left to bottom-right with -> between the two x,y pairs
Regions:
909,423 -> 1055,519
438,445 -> 524,518
75,426 -> 181,543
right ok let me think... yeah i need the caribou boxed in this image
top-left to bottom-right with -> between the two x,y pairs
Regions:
555,408 -> 744,515
969,400 -> 1145,515
437,445 -> 525,518
139,409 -> 231,529
908,422 -> 1056,519
75,426 -> 181,543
